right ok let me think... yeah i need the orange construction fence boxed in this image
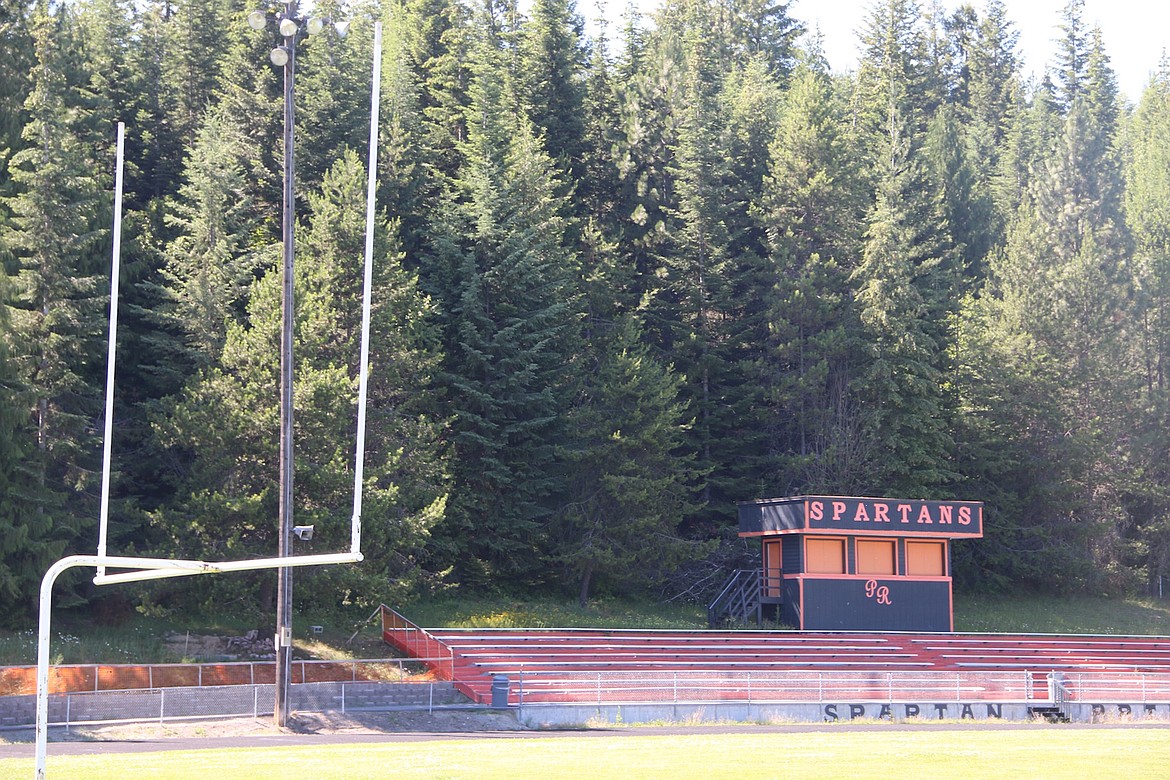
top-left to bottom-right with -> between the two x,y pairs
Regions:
0,659 -> 419,696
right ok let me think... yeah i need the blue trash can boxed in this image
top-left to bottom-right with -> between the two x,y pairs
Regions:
491,674 -> 510,708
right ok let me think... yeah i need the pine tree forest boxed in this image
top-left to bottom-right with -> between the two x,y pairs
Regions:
3,0 -> 1170,621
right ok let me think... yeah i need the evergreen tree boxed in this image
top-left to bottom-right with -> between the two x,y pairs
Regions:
1,3 -> 106,565
576,17 -> 624,259
552,314 -> 701,605
377,2 -> 448,270
852,150 -> 958,496
152,151 -> 448,609
645,0 -> 742,518
0,0 -> 33,199
924,103 -> 993,286
755,58 -> 868,492
159,105 -> 259,365
961,0 -> 1019,248
296,0 -> 369,187
400,0 -> 472,182
1053,0 -> 1088,112
1126,62 -> 1170,594
214,3 -> 283,227
852,0 -> 960,496
428,33 -> 582,583
517,0 -> 587,177
73,0 -> 137,140
955,31 -> 1134,590
0,268 -> 61,618
855,0 -> 934,132
966,0 -> 1018,145
724,0 -> 801,77
159,0 -> 231,144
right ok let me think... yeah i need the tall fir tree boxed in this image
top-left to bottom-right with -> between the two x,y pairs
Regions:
295,0 -> 370,187
0,0 -> 33,201
852,0 -> 959,496
1126,61 -> 1170,594
0,267 -> 62,618
400,0 -> 472,183
644,0 -> 742,522
955,20 -> 1134,590
427,29 -> 582,583
1,3 -> 107,573
376,2 -> 447,272
517,0 -> 587,179
552,313 -> 701,605
152,151 -> 448,610
754,57 -> 868,493
159,105 -> 259,366
723,0 -> 801,77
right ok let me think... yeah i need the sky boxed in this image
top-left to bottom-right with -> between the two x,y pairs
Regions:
588,0 -> 1170,103
790,0 -> 1170,102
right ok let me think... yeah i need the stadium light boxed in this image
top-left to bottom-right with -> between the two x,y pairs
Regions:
245,0 -> 348,730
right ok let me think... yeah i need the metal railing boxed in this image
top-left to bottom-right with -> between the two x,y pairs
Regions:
506,670 -> 1057,706
6,680 -> 463,730
380,605 -> 455,681
11,670 -> 1170,729
708,569 -> 762,627
500,669 -> 1170,708
1062,672 -> 1170,702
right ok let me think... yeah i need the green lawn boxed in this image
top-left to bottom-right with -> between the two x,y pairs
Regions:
3,591 -> 1169,667
954,593 -> 1170,635
5,727 -> 1170,779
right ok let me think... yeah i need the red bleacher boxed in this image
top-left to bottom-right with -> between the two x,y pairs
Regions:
380,609 -> 1170,705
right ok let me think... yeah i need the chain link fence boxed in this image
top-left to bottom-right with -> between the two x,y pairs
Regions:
0,680 -> 464,729
6,669 -> 1170,729
499,669 -> 1170,707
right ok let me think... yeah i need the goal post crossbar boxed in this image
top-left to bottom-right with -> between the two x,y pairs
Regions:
92,551 -> 364,585
35,551 -> 362,779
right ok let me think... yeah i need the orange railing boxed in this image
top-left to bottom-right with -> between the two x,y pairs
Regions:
380,605 -> 455,681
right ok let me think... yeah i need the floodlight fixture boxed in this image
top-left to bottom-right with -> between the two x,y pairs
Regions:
247,10 -> 268,30
278,16 -> 298,37
306,16 -> 325,35
270,45 -> 290,67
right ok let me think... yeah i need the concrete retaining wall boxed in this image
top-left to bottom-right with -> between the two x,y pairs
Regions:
514,700 -> 1170,728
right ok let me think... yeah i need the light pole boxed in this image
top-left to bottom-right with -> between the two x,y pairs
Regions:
246,2 -> 347,729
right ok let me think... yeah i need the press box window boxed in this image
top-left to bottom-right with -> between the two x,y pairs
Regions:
805,537 -> 846,574
855,539 -> 897,576
906,540 -> 946,576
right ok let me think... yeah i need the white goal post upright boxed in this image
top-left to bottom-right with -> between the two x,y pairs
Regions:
34,22 -> 383,779
96,122 -> 125,580
352,19 -> 381,556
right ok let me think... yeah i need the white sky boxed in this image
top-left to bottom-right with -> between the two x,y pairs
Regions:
587,1 -> 1170,103
792,0 -> 1169,102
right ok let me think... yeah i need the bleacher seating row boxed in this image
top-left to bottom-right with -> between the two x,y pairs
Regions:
382,619 -> 1170,705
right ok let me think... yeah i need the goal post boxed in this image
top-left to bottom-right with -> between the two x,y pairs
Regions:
35,22 -> 385,779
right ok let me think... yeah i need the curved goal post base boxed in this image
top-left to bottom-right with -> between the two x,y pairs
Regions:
34,552 -> 362,779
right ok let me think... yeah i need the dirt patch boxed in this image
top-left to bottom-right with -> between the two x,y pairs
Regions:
289,709 -> 527,734
0,709 -> 526,745
162,631 -> 273,661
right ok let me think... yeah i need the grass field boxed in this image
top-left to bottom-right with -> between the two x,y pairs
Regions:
954,593 -> 1170,635
4,727 -> 1170,779
3,591 -> 1169,666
